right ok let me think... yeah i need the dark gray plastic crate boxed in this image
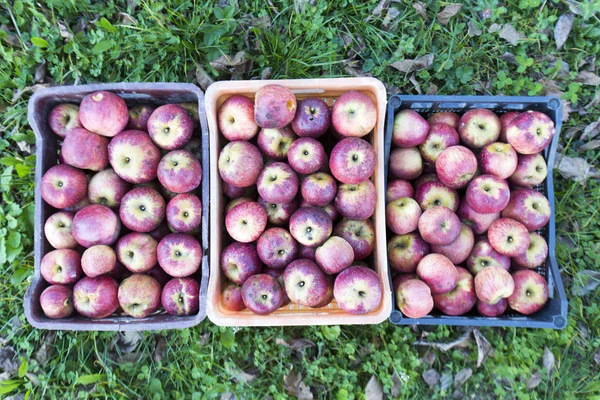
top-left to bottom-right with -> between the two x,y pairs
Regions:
385,95 -> 568,329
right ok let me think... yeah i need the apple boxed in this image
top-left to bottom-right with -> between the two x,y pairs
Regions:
334,218 -> 375,260
289,207 -> 332,248
48,103 -> 82,138
435,146 -> 478,189
387,233 -> 430,273
257,197 -> 298,226
166,193 -> 202,233
218,95 -> 259,141
458,108 -> 501,148
87,168 -> 131,208
329,137 -> 376,184
513,232 -> 548,269
79,90 -> 128,137
72,275 -> 120,318
466,238 -> 510,275
220,242 -> 263,285
457,200 -> 500,235
414,173 -> 440,190
257,162 -> 299,204
416,253 -> 458,295
427,112 -> 460,129
418,206 -> 461,245
498,111 -> 521,142
40,285 -> 74,319
283,259 -> 329,306
432,267 -> 476,316
62,196 -> 92,213
508,270 -> 548,315
335,179 -> 376,220
263,267 -> 292,307
222,281 -> 246,311
157,150 -> 202,193
474,266 -> 514,305
108,129 -> 161,184
73,205 -> 121,247
257,126 -> 296,160
479,142 -> 518,179
392,109 -> 429,147
127,105 -> 156,131
218,141 -> 264,188
145,264 -> 169,286
41,164 -> 87,209
386,197 -> 421,235
431,224 -> 474,265
81,245 -> 116,277
183,136 -> 202,160
44,211 -> 77,249
179,102 -> 201,130
120,187 -> 166,232
331,90 -> 377,138
222,183 -> 248,200
414,181 -> 459,211
386,179 -> 414,203
40,249 -> 82,285
477,298 -> 508,317
389,147 -> 423,180
225,201 -> 267,243
301,173 -> 337,207
392,273 -> 419,291
287,138 -> 327,175
147,104 -> 194,150
254,84 -> 297,129
509,153 -> 548,187
118,274 -> 161,318
488,218 -> 530,257
501,188 -> 551,231
333,266 -> 382,314
242,274 -> 284,314
315,236 -> 354,274
506,111 -> 555,154
395,279 -> 434,318
418,122 -> 460,164
116,232 -> 158,273
157,233 -> 202,277
465,174 -> 510,214
148,221 -> 171,242
257,228 -> 298,269
291,97 -> 331,138
161,277 -> 200,316
311,275 -> 334,308
298,245 -> 316,262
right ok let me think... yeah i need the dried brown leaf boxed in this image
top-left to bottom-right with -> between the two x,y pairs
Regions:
195,65 -> 215,91
367,0 -> 390,20
383,7 -> 400,29
422,369 -> 440,387
391,372 -> 402,398
571,269 -> 600,296
409,75 -> 422,94
437,4 -> 462,25
499,24 -> 524,45
576,71 -> 600,86
284,367 -> 313,400
413,2 -> 427,19
35,332 -> 56,364
115,331 -> 143,354
594,349 -> 600,364
554,154 -> 600,184
57,22 -> 73,41
261,67 -> 272,80
276,338 -> 316,352
34,61 -> 46,83
220,393 -> 236,400
294,0 -> 313,13
0,346 -> 19,374
585,91 -> 600,110
527,372 -> 542,390
562,100 -> 573,122
453,368 -> 472,388
421,351 -> 436,366
440,372 -> 453,391
231,367 -> 257,384
554,14 -> 574,50
414,328 -> 472,352
118,12 -> 136,25
209,51 -> 250,79
427,84 -> 438,95
11,84 -> 49,104
581,118 -> 600,141
473,329 -> 492,368
467,21 -> 482,37
578,140 -> 600,151
488,23 -> 502,33
543,347 -> 555,379
364,375 -> 383,400
153,335 -> 166,363
389,54 -> 434,74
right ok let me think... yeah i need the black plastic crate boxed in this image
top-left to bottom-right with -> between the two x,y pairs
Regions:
384,95 -> 568,329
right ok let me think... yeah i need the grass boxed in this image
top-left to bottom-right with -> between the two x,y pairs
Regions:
1,0 -> 600,398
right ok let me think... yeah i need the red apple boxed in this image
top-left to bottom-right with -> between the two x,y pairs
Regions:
108,130 -> 161,184
392,109 -> 429,147
44,211 -> 77,249
254,84 -> 297,129
431,224 -> 474,265
419,123 -> 460,163
415,181 -> 459,211
479,142 -> 518,179
41,249 -> 82,285
120,187 -> 166,233
335,179 -> 376,220
41,164 -> 87,209
257,228 -> 298,269
466,238 -> 510,275
458,108 -> 501,148
127,105 -> 156,131
457,200 -> 500,235
220,242 -> 263,285
334,218 -> 375,260
81,245 -> 116,277
157,233 -> 202,277
283,259 -> 330,307
48,103 -> 82,138
222,281 -> 246,311
148,221 -> 171,243
61,128 -> 109,171
301,173 -> 337,207
512,232 -> 548,269
387,233 -> 430,273
427,112 -> 460,129
146,264 -> 170,286
73,275 -> 120,318
498,111 -> 521,142
73,205 -> 121,247
218,95 -> 259,141
157,150 -> 202,193
118,274 -> 161,318
241,274 -> 284,314
166,193 -> 202,233
507,270 -> 548,315
392,273 -> 419,291
218,141 -> 264,188
509,153 -> 548,187
488,218 -> 530,257
287,137 -> 327,175
432,267 -> 476,316
395,279 -> 434,318
474,266 -> 515,304
386,197 -> 421,235
331,90 -> 377,138
417,253 -> 458,295
386,179 -> 414,204
289,207 -> 332,248
414,173 -> 440,190
298,245 -> 316,262
435,146 -> 477,189
79,91 -> 128,137
87,168 -> 131,209
506,111 -> 555,154
501,188 -> 551,231
40,285 -> 74,319
116,232 -> 158,273
333,266 -> 382,314
225,201 -> 267,243
147,104 -> 194,150
257,162 -> 299,204
418,206 -> 461,245
291,97 -> 331,138
389,147 -> 423,180
315,236 -> 354,274
258,197 -> 298,226
465,174 -> 510,214
257,126 -> 296,160
477,298 -> 507,317
329,138 -> 376,184
161,277 -> 200,316
62,196 -> 92,214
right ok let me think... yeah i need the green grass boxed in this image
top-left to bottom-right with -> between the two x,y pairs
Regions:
1,0 -> 600,398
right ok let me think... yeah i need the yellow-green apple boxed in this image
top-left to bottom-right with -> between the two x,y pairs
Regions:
501,188 -> 551,230
301,173 -> 337,207
395,279 -> 433,318
386,179 -> 414,203
414,173 -> 439,190
432,267 -> 476,316
466,238 -> 510,275
431,223 -> 474,264
458,108 -> 501,148
298,245 -> 316,262
465,174 -> 510,214
289,207 -> 332,247
116,232 -> 158,273
73,275 -> 119,318
258,197 -> 298,226
418,206 -> 461,245
73,204 -> 121,247
417,253 -> 458,295
479,142 -> 518,179
225,201 -> 267,243
87,168 -> 131,208
44,211 -> 77,249
41,249 -> 82,284
292,97 -> 331,138
257,162 -> 298,203
474,266 -> 514,305
316,236 -> 354,274
507,270 -> 548,315
257,126 -> 296,160
220,242 -> 263,285
334,218 -> 375,260
108,130 -> 161,184
127,105 -> 156,131
506,111 -> 555,154
157,233 -> 202,277
415,180 -> 459,211
257,228 -> 298,269
254,84 -> 297,129
79,90 -> 128,137
284,259 -> 330,306
389,147 -> 423,180
48,103 -> 82,138
161,277 -> 200,315
335,179 -> 376,220
242,274 -> 284,314
488,218 -> 530,257
218,141 -> 264,187
331,90 -> 376,138
457,199 -> 500,234
498,111 -> 521,142
40,285 -> 74,319
388,233 -> 430,273
329,137 -> 376,184
512,232 -> 548,269
148,104 -> 194,150
118,274 -> 161,318
435,146 -> 477,189
419,123 -> 460,163
218,95 -> 259,140
222,281 -> 246,311
477,298 -> 507,317
392,109 -> 430,147
41,164 -> 87,209
427,112 -> 460,129
81,245 -> 116,277
287,137 -> 327,175
120,187 -> 166,232
333,266 -> 382,314
166,193 -> 202,232
509,153 -> 547,187
386,197 -> 421,235
157,150 -> 202,193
